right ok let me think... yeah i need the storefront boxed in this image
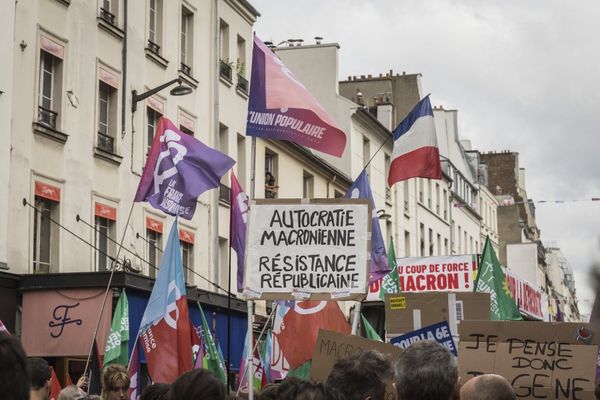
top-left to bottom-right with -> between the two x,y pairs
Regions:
14,271 -> 248,386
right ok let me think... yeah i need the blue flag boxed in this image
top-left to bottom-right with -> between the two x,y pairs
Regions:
345,170 -> 390,283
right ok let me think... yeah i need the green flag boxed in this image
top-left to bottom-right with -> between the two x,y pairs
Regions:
379,237 -> 401,300
198,303 -> 227,383
474,237 -> 522,321
287,360 -> 311,380
103,290 -> 129,367
361,314 -> 382,342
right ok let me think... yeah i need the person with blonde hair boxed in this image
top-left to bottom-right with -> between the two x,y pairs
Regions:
102,364 -> 129,400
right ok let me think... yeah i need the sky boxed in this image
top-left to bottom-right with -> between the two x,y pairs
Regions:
250,0 -> 600,316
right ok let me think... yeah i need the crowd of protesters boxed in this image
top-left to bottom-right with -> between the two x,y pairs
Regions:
5,330 -> 600,400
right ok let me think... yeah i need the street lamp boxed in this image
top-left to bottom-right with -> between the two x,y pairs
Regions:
131,78 -> 193,113
377,209 -> 392,220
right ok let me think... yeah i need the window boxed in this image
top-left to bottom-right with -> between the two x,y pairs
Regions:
237,134 -> 246,187
362,137 -> 370,176
404,230 -> 411,257
428,228 -> 434,256
334,190 -> 344,199
100,0 -> 118,26
97,81 -> 117,153
265,149 -> 278,199
33,198 -> 54,273
38,41 -> 64,130
443,189 -> 448,220
95,216 -> 115,271
236,35 -> 248,93
437,233 -> 441,256
418,179 -> 424,203
32,182 -> 60,273
385,154 -> 391,203
419,223 -> 425,256
180,6 -> 193,75
219,19 -> 229,61
403,181 -> 409,213
427,180 -> 432,209
435,183 -> 440,215
179,124 -> 193,136
444,238 -> 449,255
179,231 -> 194,284
146,106 -> 162,153
303,171 -> 314,199
148,0 -> 163,54
146,229 -> 162,278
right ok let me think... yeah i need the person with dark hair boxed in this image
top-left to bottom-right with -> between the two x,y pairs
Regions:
394,340 -> 458,400
295,381 -> 339,400
140,383 -> 170,400
28,357 -> 51,400
258,383 -> 279,400
0,333 -> 30,400
102,364 -> 129,400
460,374 -> 515,400
326,350 -> 392,400
276,377 -> 303,400
168,369 -> 225,400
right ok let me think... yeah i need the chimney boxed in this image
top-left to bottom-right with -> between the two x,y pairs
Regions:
367,74 -> 372,78
314,36 -> 323,45
389,69 -> 393,76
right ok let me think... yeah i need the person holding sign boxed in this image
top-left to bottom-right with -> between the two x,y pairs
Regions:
460,374 -> 515,400
394,340 -> 458,400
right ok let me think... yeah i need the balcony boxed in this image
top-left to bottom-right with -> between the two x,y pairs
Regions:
38,106 -> 58,129
219,60 -> 232,83
99,8 -> 116,25
97,132 -> 114,153
219,183 -> 231,205
236,74 -> 248,95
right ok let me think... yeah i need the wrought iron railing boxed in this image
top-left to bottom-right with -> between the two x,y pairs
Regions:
97,132 -> 115,153
180,62 -> 192,76
38,106 -> 58,129
220,60 -> 232,82
236,74 -> 248,94
100,8 -> 116,25
147,40 -> 161,55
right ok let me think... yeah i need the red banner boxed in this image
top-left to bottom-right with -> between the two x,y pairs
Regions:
95,202 -> 117,221
146,216 -> 163,234
35,181 -> 61,202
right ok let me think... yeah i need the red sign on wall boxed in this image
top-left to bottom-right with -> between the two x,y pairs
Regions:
35,181 -> 61,202
95,202 -> 117,221
179,229 -> 195,244
145,216 -> 163,234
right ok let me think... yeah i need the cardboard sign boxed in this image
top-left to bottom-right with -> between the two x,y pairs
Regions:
385,292 -> 490,336
244,199 -> 370,300
367,255 -> 477,300
390,321 -> 457,356
459,321 -> 600,399
310,329 -> 402,400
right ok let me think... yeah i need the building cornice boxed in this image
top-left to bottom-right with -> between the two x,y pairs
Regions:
224,0 -> 260,25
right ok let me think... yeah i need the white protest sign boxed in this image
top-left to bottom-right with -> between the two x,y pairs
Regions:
244,199 -> 370,300
367,255 -> 477,300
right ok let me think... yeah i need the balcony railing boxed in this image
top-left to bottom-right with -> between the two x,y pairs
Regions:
219,60 -> 232,82
97,132 -> 115,153
180,62 -> 192,76
236,74 -> 248,94
38,106 -> 58,129
99,8 -> 116,25
147,40 -> 161,55
219,183 -> 231,204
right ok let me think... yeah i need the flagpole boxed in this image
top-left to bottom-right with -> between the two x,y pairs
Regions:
351,302 -> 361,335
246,135 -> 257,400
83,202 -> 136,380
227,198 -> 233,391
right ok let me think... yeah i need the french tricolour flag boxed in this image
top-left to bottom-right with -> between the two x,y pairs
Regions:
388,95 -> 442,186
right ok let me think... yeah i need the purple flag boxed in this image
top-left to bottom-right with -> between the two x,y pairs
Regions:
230,171 -> 248,292
135,117 -> 235,220
246,35 -> 346,157
345,170 -> 390,283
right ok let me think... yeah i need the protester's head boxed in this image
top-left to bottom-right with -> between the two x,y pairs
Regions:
168,369 -> 225,400
102,364 -> 129,400
259,383 -> 280,400
0,334 -> 29,400
326,350 -> 393,400
460,374 -> 515,400
295,381 -> 337,400
277,377 -> 303,400
57,385 -> 87,400
140,383 -> 170,400
394,340 -> 458,400
28,357 -> 51,399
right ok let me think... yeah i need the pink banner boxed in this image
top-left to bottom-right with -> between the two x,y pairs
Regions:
21,289 -> 112,357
